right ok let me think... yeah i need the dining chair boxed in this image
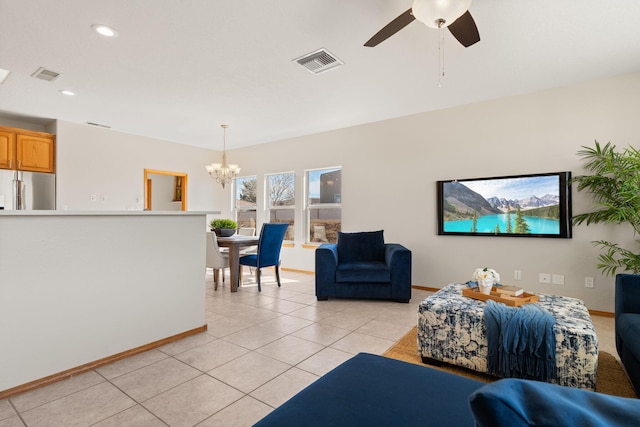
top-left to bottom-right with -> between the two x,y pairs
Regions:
206,231 -> 230,290
239,223 -> 289,292
237,227 -> 258,273
238,227 -> 256,237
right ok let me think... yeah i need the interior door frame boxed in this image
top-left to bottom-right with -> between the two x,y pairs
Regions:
143,169 -> 188,211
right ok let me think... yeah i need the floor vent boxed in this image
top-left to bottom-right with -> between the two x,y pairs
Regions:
31,67 -> 62,82
293,48 -> 344,74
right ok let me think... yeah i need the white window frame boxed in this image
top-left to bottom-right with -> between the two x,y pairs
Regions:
266,171 -> 296,242
305,166 -> 342,244
233,175 -> 257,229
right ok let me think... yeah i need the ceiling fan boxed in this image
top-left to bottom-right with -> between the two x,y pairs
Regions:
364,0 -> 480,48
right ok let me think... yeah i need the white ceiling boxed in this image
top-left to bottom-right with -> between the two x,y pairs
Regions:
1,0 -> 639,150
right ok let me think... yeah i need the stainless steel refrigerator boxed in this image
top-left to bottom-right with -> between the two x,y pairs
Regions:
0,170 -> 55,210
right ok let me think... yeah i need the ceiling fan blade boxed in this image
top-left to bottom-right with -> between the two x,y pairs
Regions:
364,8 -> 415,47
447,11 -> 480,47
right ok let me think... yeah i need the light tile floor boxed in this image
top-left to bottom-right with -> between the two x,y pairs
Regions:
0,271 -> 616,427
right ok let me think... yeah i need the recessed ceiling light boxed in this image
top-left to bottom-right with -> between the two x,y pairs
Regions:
59,90 -> 75,96
91,24 -> 118,37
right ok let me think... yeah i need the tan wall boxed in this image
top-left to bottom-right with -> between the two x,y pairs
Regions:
231,72 -> 640,312
4,73 -> 638,311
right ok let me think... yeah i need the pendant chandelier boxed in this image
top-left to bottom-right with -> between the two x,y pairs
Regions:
205,124 -> 240,189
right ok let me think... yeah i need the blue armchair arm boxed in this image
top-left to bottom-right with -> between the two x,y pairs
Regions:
616,274 -> 640,321
614,273 -> 640,381
315,244 -> 338,300
385,244 -> 412,301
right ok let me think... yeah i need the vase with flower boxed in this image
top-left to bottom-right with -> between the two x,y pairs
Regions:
472,267 -> 500,295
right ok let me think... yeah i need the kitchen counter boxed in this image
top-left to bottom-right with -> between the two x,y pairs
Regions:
0,210 -> 219,216
0,211 -> 213,396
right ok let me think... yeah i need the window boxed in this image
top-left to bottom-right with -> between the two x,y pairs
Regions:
306,167 -> 341,243
267,172 -> 295,241
234,176 -> 257,228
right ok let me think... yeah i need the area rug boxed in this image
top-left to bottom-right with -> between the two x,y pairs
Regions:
383,326 -> 638,399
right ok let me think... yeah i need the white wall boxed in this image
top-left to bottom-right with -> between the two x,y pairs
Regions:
3,73 -> 638,312
149,173 -> 182,211
230,72 -> 640,312
0,211 -> 206,392
53,121 -> 227,215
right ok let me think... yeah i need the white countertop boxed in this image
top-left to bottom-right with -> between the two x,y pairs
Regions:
0,210 -> 220,217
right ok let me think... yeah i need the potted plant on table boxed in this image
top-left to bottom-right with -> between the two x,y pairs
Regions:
571,141 -> 640,275
210,218 -> 238,237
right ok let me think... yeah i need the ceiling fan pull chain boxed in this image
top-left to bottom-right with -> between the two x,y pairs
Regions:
438,26 -> 445,87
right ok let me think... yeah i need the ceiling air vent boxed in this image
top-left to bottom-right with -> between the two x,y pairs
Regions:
293,48 -> 344,75
31,67 -> 62,82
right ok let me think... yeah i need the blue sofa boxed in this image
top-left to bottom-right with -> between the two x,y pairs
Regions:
615,273 -> 640,394
315,230 -> 411,303
254,353 -> 640,427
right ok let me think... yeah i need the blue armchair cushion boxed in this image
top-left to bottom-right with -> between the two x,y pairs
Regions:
337,230 -> 385,263
469,378 -> 640,427
336,261 -> 391,283
617,313 -> 640,357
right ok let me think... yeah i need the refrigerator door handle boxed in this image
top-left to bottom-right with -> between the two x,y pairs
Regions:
13,179 -> 24,210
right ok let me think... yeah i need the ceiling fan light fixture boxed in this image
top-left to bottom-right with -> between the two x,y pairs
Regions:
412,0 -> 472,29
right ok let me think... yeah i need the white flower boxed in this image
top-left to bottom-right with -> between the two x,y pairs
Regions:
472,267 -> 500,283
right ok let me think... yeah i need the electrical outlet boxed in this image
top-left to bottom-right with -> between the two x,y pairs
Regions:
514,270 -> 522,281
539,273 -> 551,284
585,277 -> 594,288
552,274 -> 565,285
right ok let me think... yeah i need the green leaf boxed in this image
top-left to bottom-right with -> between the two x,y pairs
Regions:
573,141 -> 640,274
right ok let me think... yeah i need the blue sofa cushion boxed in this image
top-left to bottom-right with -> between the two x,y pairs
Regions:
254,353 -> 483,426
469,378 -> 640,427
337,230 -> 385,263
618,313 -> 640,357
336,261 -> 391,283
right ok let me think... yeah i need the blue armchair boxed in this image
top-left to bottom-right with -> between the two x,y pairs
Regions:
315,230 -> 411,303
615,273 -> 640,394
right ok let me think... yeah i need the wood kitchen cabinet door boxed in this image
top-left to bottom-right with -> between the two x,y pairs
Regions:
16,133 -> 55,173
0,130 -> 15,170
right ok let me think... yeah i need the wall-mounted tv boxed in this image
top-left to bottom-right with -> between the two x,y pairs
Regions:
437,171 -> 572,238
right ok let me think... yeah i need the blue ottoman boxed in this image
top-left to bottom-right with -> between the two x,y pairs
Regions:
254,353 -> 484,426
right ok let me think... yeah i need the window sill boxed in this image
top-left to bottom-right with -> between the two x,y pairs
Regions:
302,243 -> 323,249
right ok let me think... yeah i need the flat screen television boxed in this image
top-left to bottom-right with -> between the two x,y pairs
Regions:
437,171 -> 572,238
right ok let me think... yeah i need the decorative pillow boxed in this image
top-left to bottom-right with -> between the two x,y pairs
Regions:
337,230 -> 385,263
469,378 -> 640,427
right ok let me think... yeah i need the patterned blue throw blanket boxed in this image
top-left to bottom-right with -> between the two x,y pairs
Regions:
484,299 -> 556,381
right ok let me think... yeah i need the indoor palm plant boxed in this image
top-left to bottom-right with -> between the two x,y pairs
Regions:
572,141 -> 640,275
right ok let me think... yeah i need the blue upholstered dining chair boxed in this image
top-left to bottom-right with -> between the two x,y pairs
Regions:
239,223 -> 289,292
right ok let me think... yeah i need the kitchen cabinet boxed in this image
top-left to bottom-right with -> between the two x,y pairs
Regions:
0,126 -> 55,173
0,129 -> 15,169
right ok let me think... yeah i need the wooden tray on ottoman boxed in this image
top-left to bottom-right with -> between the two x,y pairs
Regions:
462,286 -> 539,306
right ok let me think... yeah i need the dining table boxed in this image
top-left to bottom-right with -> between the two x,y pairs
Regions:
216,235 -> 259,292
